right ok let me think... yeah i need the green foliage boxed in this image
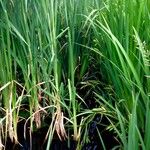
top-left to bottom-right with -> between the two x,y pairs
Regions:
0,0 -> 150,149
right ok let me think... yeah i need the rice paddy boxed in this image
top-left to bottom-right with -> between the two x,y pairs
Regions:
0,0 -> 150,149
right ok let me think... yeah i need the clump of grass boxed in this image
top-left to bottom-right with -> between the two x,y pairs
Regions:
0,0 -> 98,149
86,0 -> 150,149
0,0 -> 150,149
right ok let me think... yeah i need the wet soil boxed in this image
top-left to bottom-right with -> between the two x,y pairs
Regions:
5,114 -> 119,150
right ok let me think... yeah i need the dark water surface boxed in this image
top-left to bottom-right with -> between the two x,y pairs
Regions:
5,116 -> 118,150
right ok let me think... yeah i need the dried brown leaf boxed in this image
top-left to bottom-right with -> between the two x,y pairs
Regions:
55,107 -> 67,141
34,110 -> 41,129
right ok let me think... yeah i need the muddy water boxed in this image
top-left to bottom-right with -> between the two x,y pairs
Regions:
5,116 -> 118,150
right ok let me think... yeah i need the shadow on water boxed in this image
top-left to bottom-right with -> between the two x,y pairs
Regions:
5,116 -> 119,150
82,115 -> 119,150
5,120 -> 77,150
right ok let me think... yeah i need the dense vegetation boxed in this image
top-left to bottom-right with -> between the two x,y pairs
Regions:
0,0 -> 150,149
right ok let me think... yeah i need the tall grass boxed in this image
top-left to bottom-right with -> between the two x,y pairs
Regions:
87,0 -> 150,149
0,0 -> 94,149
0,0 -> 150,149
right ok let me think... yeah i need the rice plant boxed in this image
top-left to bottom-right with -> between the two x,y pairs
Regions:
0,0 -> 150,149
86,0 -> 150,149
